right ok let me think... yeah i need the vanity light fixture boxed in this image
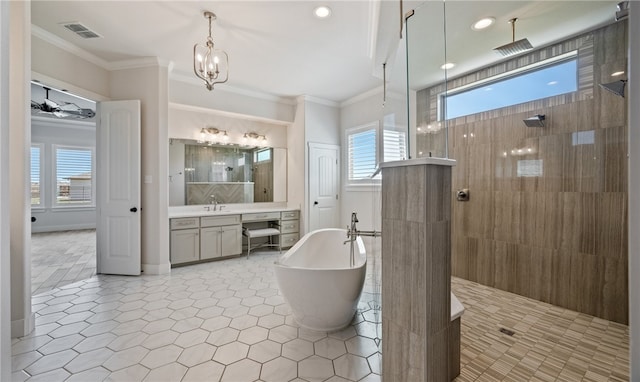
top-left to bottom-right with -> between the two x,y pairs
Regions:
199,126 -> 229,144
194,11 -> 229,91
242,132 -> 267,146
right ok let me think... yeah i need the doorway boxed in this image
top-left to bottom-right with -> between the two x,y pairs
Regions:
30,82 -> 98,295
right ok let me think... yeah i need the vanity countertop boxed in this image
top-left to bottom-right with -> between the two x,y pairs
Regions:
169,204 -> 299,219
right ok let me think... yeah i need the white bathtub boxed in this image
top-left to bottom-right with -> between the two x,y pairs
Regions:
274,228 -> 367,332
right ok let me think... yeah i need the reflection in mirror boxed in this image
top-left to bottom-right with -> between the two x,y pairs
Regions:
169,139 -> 286,206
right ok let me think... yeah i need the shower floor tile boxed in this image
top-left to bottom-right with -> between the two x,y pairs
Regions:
13,249 -> 629,381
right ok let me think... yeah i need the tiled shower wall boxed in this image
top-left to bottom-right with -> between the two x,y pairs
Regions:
417,21 -> 628,324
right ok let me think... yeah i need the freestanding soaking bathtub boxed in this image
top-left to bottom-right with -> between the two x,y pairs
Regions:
274,228 -> 367,331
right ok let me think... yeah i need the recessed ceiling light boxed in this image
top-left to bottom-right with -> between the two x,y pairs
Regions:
314,6 -> 331,19
440,63 -> 455,70
612,71 -> 625,76
472,17 -> 495,31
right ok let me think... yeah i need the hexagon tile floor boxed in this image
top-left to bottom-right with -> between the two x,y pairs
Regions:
14,247 -> 630,381
14,251 -> 383,382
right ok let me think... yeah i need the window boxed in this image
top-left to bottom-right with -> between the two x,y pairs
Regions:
54,146 -> 94,207
383,129 -> 406,163
346,120 -> 407,185
255,148 -> 272,162
347,123 -> 377,182
30,144 -> 43,207
443,51 -> 578,120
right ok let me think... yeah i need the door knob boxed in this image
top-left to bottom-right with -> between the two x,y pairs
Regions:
130,207 -> 138,212
313,201 -> 318,205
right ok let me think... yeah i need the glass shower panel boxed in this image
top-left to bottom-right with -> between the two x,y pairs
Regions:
407,1 -> 448,158
382,20 -> 409,161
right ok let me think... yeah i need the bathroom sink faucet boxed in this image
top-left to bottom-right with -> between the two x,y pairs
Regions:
210,195 -> 218,211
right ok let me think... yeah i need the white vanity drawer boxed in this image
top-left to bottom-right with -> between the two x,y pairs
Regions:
242,212 -> 280,222
201,215 -> 241,227
281,210 -> 299,220
280,233 -> 299,248
279,220 -> 299,234
171,217 -> 199,230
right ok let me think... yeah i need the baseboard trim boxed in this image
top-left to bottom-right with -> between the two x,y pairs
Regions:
142,262 -> 171,275
11,312 -> 35,338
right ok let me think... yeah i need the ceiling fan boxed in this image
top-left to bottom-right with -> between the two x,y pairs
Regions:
30,87 -> 96,119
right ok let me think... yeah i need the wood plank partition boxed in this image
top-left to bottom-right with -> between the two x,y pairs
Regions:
381,158 -> 457,381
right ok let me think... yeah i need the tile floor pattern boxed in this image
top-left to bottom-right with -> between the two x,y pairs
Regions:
31,230 -> 96,296
452,278 -> 630,382
13,248 -> 629,381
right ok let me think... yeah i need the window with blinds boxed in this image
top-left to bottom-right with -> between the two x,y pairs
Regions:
30,145 -> 43,206
346,121 -> 408,185
383,129 -> 407,162
54,146 -> 94,206
347,125 -> 377,182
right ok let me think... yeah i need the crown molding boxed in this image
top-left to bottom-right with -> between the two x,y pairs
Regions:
109,57 -> 173,71
170,72 -> 296,106
340,86 -> 384,107
297,95 -> 339,108
33,25 -> 175,72
31,115 -> 95,128
169,102 -> 290,127
31,24 -> 110,70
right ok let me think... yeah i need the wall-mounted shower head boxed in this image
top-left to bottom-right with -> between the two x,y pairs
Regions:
616,1 -> 629,21
494,18 -> 533,57
599,80 -> 627,98
523,114 -> 545,127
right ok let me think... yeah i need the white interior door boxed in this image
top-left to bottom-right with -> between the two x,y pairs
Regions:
308,143 -> 340,231
96,100 -> 141,275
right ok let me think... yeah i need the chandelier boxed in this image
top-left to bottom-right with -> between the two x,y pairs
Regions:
193,11 -> 229,91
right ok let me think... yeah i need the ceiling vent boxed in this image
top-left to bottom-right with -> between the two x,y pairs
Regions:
60,22 -> 102,39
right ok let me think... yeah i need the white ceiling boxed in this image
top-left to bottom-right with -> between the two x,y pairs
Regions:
31,1 -> 622,104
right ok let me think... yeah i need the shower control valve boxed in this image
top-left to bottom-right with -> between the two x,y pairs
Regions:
456,189 -> 470,202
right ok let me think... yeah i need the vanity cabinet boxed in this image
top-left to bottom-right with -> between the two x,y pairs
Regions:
279,210 -> 300,249
170,218 -> 200,264
200,215 -> 242,260
169,209 -> 300,265
170,215 -> 241,266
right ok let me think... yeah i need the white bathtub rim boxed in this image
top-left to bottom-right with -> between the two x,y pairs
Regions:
275,228 -> 366,271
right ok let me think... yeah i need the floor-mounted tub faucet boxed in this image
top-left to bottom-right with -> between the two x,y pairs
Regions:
345,211 -> 381,268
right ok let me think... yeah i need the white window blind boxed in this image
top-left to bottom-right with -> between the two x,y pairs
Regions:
347,127 -> 377,181
55,146 -> 94,206
383,129 -> 407,162
30,145 -> 42,206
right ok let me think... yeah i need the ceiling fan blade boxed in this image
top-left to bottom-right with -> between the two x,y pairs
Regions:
53,110 -> 70,118
44,98 -> 59,109
31,100 -> 43,110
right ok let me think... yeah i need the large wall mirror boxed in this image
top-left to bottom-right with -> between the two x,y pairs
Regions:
169,139 -> 287,206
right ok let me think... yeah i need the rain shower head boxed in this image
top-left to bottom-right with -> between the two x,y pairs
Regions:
599,80 -> 627,97
494,18 -> 533,56
523,114 -> 545,127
